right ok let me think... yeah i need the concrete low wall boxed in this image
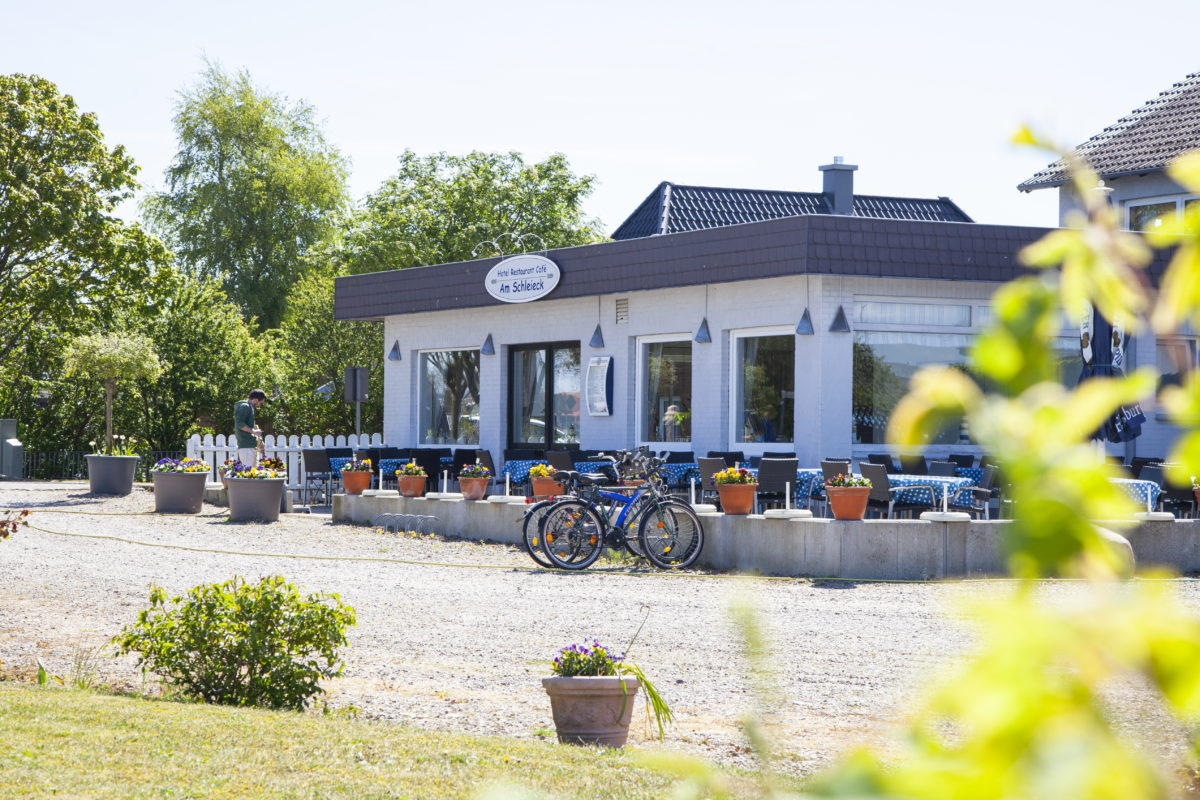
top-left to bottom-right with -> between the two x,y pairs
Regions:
332,495 -> 1200,580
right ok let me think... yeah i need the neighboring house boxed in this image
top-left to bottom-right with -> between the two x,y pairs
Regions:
1019,71 -> 1200,231
1020,70 -> 1200,458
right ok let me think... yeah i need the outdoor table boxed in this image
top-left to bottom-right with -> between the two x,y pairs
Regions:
378,456 -> 454,477
659,462 -> 700,487
743,467 -> 825,507
885,473 -> 975,506
502,459 -> 547,487
1111,477 -> 1162,509
956,466 -> 984,484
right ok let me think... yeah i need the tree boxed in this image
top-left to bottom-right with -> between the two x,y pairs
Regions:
335,150 -> 605,274
272,266 -> 382,436
134,275 -> 277,450
145,63 -> 349,331
0,73 -> 171,377
63,332 -> 162,452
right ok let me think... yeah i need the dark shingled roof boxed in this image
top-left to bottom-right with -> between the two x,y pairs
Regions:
1019,71 -> 1200,191
335,215 -> 1172,322
610,182 -> 973,240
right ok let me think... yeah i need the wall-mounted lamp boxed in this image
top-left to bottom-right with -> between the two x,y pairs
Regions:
480,334 -> 495,355
694,317 -> 712,344
315,382 -> 334,399
795,308 -> 814,335
829,305 -> 851,333
589,324 -> 605,348
388,340 -> 402,361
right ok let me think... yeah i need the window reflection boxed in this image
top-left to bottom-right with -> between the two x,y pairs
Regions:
644,341 -> 692,442
735,335 -> 794,443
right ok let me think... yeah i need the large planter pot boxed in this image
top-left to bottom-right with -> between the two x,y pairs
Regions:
152,471 -> 207,514
397,474 -> 427,498
341,470 -> 371,495
459,476 -> 488,501
716,482 -> 757,515
85,454 -> 139,496
542,676 -> 641,747
827,485 -> 871,520
227,477 -> 285,522
530,476 -> 564,500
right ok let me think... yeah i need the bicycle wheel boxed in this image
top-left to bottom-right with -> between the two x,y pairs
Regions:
638,499 -> 705,569
540,500 -> 605,570
521,499 -> 558,568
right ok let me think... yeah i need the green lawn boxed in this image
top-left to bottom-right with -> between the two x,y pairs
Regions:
0,683 -> 727,799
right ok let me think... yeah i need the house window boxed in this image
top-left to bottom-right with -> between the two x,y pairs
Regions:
732,332 -> 794,444
419,350 -> 480,445
640,338 -> 692,443
509,343 -> 581,448
851,331 -> 1079,444
1157,337 -> 1196,390
1127,196 -> 1199,232
856,301 -> 971,327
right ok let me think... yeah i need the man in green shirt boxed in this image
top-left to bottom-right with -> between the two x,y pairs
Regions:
234,389 -> 267,465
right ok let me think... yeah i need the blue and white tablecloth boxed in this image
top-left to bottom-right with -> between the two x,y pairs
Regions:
743,467 -> 827,507
1111,478 -> 1162,509
956,466 -> 984,484
885,474 -> 975,506
502,459 -> 546,487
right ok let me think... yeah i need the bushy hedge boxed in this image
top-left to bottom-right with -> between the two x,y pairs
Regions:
115,575 -> 355,710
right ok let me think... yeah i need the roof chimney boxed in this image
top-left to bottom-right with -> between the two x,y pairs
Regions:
819,157 -> 858,215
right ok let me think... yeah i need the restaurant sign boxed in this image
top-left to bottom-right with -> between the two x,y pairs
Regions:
485,255 -> 560,303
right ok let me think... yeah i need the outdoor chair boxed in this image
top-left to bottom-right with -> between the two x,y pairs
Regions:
665,450 -> 696,463
546,450 -> 577,472
764,451 -> 797,460
324,447 -> 353,493
450,447 -> 479,476
707,451 -> 745,468
898,454 -> 928,475
755,458 -> 798,512
818,460 -> 853,516
1161,473 -> 1196,519
860,462 -> 937,519
1130,457 -> 1161,478
476,450 -> 499,492
410,449 -> 444,493
867,453 -> 899,472
300,449 -> 333,505
696,457 -> 726,506
947,453 -> 975,469
504,448 -> 540,462
1137,464 -> 1166,512
929,460 -> 959,477
949,465 -> 997,519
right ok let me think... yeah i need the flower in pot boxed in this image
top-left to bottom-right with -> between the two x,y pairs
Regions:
825,473 -> 872,520
712,466 -> 756,515
340,458 -> 373,495
528,462 -> 563,499
150,457 -> 209,514
63,332 -> 162,496
395,462 -> 427,497
457,462 -> 491,501
225,460 -> 286,522
217,458 -> 238,488
542,637 -> 672,747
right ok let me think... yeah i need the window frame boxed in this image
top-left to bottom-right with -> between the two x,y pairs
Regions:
1125,194 -> 1200,231
1155,335 -> 1198,420
727,324 -> 797,451
635,332 -> 694,449
415,346 -> 482,448
507,340 -> 582,450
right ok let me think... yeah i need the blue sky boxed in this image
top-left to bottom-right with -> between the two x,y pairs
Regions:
6,0 -> 1199,233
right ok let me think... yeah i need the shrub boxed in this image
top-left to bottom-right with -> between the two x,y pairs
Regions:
114,575 -> 356,710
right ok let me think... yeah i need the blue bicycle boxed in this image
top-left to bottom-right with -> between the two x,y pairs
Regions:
539,450 -> 704,570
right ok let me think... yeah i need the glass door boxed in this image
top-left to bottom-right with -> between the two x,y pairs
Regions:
509,342 -> 580,449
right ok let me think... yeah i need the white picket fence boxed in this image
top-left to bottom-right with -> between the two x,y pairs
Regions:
186,433 -> 383,491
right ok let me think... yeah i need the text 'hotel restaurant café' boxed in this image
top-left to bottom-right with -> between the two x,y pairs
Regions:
333,160 -> 1177,468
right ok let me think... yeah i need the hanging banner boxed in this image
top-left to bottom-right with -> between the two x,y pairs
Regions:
484,255 -> 560,303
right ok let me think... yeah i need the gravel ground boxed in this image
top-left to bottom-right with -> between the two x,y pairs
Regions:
0,481 -> 1195,778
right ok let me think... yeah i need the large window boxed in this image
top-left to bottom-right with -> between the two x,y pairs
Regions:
1158,337 -> 1196,390
1127,197 -> 1200,232
852,330 -> 1079,444
641,338 -> 692,443
419,350 -> 480,445
733,332 -> 794,444
509,343 -> 580,448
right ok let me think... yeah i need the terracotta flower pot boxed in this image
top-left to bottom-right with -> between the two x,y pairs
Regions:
152,471 -> 207,514
459,476 -> 488,501
397,474 -> 426,497
226,477 -> 285,522
341,470 -> 371,495
85,454 -> 139,496
530,476 -> 564,499
826,485 -> 871,520
716,482 -> 757,515
542,675 -> 640,747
